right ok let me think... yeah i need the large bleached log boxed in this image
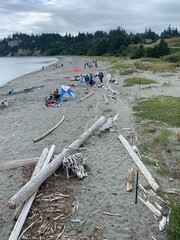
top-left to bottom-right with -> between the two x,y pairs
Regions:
8,145 -> 55,240
0,158 -> 39,171
8,116 -> 107,209
8,147 -> 49,240
33,116 -> 65,142
118,135 -> 159,192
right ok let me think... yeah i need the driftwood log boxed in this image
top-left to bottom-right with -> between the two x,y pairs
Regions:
33,116 -> 65,142
108,84 -> 119,95
79,91 -> 94,102
0,158 -> 39,171
8,116 -> 107,209
103,93 -> 109,104
8,147 -> 50,240
126,168 -> 134,192
118,135 -> 159,192
138,196 -> 162,218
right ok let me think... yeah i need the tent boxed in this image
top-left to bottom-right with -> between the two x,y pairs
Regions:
57,85 -> 76,102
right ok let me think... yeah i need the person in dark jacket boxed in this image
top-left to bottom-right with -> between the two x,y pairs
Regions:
98,72 -> 104,83
89,73 -> 94,86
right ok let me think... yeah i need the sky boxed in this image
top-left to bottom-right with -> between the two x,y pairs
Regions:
0,0 -> 180,39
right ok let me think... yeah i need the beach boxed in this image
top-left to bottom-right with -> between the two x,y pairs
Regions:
0,55 -> 179,239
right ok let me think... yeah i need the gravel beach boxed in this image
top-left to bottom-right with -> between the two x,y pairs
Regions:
0,56 -> 179,239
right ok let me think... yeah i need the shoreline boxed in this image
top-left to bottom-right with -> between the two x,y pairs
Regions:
1,55 -> 179,239
0,56 -> 59,88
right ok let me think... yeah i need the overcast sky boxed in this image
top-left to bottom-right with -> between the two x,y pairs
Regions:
0,0 -> 180,39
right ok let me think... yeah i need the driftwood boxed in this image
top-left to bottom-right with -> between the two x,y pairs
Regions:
103,93 -> 109,104
99,118 -> 113,133
63,153 -> 87,179
118,135 -> 159,192
138,196 -> 162,218
0,158 -> 39,171
126,168 -> 134,192
8,147 -> 49,240
139,184 -> 147,195
162,188 -> 180,194
106,75 -> 111,86
108,84 -> 119,95
103,211 -> 121,216
159,215 -> 169,231
79,91 -> 94,102
33,116 -> 65,142
147,189 -> 167,204
8,116 -> 107,209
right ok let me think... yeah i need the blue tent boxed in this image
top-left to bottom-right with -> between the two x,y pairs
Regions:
57,85 -> 76,102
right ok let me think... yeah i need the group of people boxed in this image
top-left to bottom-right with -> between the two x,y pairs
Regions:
80,71 -> 104,86
84,59 -> 98,69
47,88 -> 60,101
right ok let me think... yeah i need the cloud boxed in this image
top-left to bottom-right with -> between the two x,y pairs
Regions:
0,0 -> 179,39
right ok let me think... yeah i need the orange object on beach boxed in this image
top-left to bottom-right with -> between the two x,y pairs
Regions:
72,68 -> 81,72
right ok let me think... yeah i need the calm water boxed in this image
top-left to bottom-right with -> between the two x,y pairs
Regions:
0,56 -> 58,87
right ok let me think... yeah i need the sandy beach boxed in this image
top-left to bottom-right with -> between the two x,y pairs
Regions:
0,55 -> 179,239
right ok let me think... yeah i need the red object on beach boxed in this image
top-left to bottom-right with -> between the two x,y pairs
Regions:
72,68 -> 81,72
63,76 -> 69,79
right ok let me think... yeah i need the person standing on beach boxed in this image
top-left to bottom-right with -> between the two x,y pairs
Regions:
98,72 -> 104,83
85,74 -> 89,84
89,73 -> 94,86
79,74 -> 83,83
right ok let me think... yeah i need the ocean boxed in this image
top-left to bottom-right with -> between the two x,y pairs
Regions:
0,56 -> 58,87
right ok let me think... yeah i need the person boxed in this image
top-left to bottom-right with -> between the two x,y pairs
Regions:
54,89 -> 60,100
89,73 -> 94,86
98,72 -> 104,83
85,74 -> 89,84
1,101 -> 5,108
8,89 -> 14,95
79,74 -> 83,83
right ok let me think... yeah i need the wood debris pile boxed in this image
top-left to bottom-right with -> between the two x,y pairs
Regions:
7,116 -> 110,240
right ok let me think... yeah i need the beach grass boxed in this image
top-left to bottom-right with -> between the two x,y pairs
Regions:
134,59 -> 178,72
133,96 -> 180,127
123,77 -> 158,86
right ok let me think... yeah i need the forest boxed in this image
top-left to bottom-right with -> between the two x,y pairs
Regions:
0,25 -> 179,59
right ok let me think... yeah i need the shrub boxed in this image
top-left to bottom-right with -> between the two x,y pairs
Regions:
166,204 -> 180,240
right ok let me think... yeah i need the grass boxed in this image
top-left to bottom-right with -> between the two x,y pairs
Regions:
166,203 -> 180,240
165,37 -> 180,47
133,96 -> 180,178
133,96 -> 180,127
134,59 -> 178,72
123,77 -> 157,86
153,129 -> 171,145
97,55 -> 180,74
141,155 -> 157,166
162,52 -> 180,63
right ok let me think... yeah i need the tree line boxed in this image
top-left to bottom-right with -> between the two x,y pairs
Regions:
0,25 -> 179,58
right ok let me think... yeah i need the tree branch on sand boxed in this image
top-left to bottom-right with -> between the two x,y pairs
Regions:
33,116 -> 65,143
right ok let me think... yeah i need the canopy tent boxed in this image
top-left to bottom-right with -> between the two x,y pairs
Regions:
57,85 -> 76,102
